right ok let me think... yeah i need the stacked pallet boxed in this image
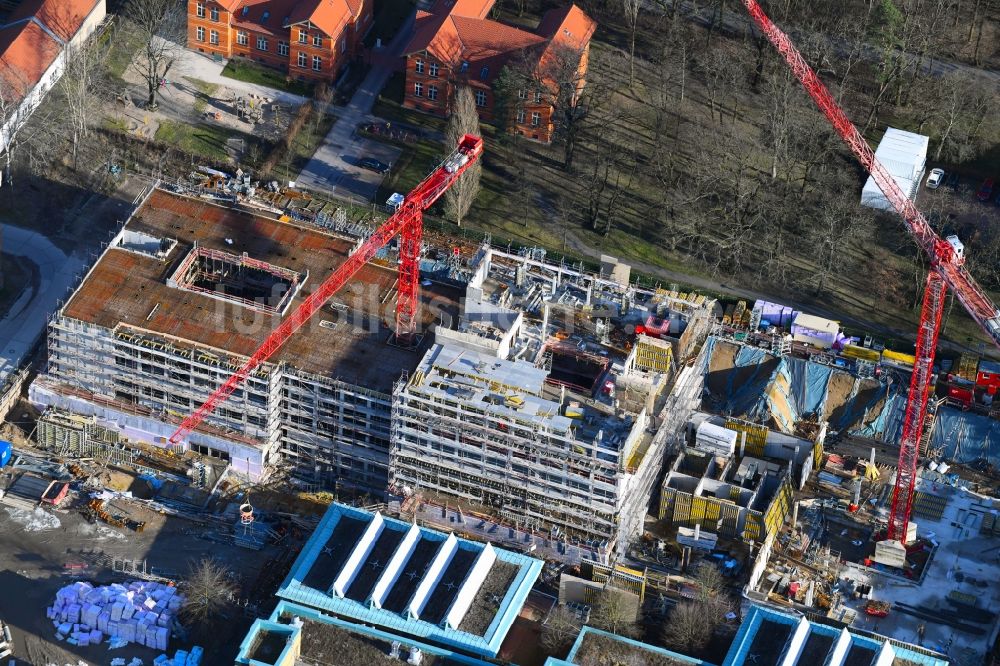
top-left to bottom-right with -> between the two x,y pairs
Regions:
48,581 -> 185,651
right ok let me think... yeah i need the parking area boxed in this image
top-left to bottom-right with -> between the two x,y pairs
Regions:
295,132 -> 401,202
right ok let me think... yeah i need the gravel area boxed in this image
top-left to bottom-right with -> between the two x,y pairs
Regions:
458,560 -> 519,636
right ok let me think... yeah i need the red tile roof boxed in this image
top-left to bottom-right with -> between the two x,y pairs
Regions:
232,0 -> 300,37
286,0 -> 359,36
212,0 -> 244,11
7,0 -> 102,43
431,0 -> 494,20
232,0 -> 361,37
537,3 -> 595,48
404,2 -> 593,83
0,20 -> 62,101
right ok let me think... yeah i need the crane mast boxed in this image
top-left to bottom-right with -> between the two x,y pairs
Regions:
167,134 -> 484,447
741,0 -> 1000,542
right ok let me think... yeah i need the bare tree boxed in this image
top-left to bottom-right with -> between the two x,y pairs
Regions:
507,42 -> 610,170
589,589 -> 640,638
180,559 -> 236,632
662,601 -> 713,653
123,0 -> 185,109
622,0 -> 642,87
662,562 -> 736,652
540,604 -> 582,656
56,37 -> 108,168
442,86 -> 482,227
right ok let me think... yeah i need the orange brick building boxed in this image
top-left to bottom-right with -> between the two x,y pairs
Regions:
187,0 -> 373,84
402,0 -> 594,143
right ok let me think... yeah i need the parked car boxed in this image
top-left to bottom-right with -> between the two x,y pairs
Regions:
977,178 -> 995,202
926,168 -> 945,189
359,157 -> 390,174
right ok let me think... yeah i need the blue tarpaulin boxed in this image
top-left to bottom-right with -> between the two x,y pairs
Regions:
703,337 -> 1000,466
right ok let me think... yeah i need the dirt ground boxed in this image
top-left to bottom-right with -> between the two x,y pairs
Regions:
706,340 -> 739,398
114,62 -> 298,163
0,493 -> 277,666
823,371 -> 857,423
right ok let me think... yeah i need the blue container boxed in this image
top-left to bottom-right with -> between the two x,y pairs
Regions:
0,440 -> 11,468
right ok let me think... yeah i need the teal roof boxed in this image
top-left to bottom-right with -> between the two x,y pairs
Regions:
549,626 -> 711,665
237,601 -> 496,665
276,502 -> 542,658
724,606 -> 949,666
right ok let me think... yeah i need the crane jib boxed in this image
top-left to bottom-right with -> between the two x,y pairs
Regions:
167,134 -> 484,447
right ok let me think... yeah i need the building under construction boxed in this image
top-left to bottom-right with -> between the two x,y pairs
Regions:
31,188 -> 457,490
389,247 -> 714,556
28,187 -> 716,558
659,414 -> 821,544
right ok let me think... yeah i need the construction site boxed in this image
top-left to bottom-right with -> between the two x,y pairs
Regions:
20,149 -> 713,565
1,0 -> 1000,661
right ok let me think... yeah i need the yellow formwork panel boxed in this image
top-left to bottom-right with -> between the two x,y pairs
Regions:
592,563 -> 648,604
743,513 -> 762,542
725,419 -> 768,457
635,338 -> 673,373
660,487 -> 677,519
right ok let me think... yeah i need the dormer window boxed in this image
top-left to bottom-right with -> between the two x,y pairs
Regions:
261,10 -> 270,22
460,61 -> 469,73
479,66 -> 489,80
242,6 -> 248,16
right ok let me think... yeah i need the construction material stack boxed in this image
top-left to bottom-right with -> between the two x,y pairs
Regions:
49,581 -> 186,652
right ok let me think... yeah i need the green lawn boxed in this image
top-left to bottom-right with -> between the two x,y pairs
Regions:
371,72 -> 448,134
222,59 -> 314,97
364,0 -> 415,48
155,120 -> 243,161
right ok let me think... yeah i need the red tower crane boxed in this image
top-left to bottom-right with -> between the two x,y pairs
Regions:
741,0 -> 1000,542
167,134 -> 484,448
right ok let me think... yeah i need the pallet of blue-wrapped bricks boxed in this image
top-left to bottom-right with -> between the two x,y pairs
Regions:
48,580 -> 201,664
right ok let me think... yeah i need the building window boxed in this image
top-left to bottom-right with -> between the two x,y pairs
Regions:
429,62 -> 439,77
196,2 -> 204,18
237,31 -> 248,45
517,89 -> 525,99
531,111 -> 540,126
299,29 -> 308,43
312,34 -> 323,47
297,51 -> 306,67
517,109 -> 525,124
257,36 -> 267,50
428,85 -> 437,101
340,38 -> 346,53
196,26 -> 205,41
534,90 -> 542,103
210,6 -> 219,21
312,55 -> 321,71
209,29 -> 219,45
414,82 -> 423,97
415,59 -> 424,74
475,90 -> 486,107
278,41 -> 289,56
479,66 -> 489,80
